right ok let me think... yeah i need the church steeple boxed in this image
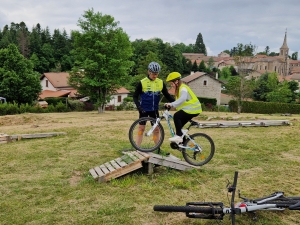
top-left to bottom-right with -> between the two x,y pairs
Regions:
279,30 -> 289,58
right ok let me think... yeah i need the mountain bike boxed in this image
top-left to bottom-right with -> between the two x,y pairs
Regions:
128,107 -> 215,166
153,171 -> 300,224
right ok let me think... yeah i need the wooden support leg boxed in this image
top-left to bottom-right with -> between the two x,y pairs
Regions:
147,162 -> 154,175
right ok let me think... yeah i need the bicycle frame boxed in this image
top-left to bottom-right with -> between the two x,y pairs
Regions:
154,171 -> 300,225
145,109 -> 201,152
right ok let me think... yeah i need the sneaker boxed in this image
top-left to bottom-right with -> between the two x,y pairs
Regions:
169,135 -> 183,143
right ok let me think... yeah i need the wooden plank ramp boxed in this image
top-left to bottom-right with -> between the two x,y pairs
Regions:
146,152 -> 198,174
89,151 -> 150,182
89,150 -> 199,182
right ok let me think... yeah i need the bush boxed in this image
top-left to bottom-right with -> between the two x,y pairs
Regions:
229,100 -> 300,114
198,97 -> 217,106
5,102 -> 19,115
67,99 -> 84,111
19,103 -> 32,114
55,101 -> 69,112
44,97 -> 67,106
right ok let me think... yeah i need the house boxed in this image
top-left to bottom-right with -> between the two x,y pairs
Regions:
169,72 -> 223,105
107,87 -> 130,106
39,72 -> 130,107
39,72 -> 78,99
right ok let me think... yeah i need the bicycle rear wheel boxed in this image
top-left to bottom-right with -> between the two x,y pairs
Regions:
128,117 -> 164,152
182,133 -> 215,166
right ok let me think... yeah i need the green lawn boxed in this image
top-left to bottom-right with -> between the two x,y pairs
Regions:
0,111 -> 299,225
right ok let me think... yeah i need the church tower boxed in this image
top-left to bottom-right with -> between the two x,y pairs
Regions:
279,30 -> 289,76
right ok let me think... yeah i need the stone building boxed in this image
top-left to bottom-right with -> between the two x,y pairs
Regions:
183,31 -> 300,78
182,72 -> 223,105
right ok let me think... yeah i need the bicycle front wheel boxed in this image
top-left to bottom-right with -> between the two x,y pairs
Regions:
128,117 -> 165,152
154,205 -> 222,214
182,133 -> 215,166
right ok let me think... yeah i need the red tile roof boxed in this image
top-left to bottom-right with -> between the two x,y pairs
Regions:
40,72 -> 70,88
39,90 -> 71,99
115,87 -> 130,94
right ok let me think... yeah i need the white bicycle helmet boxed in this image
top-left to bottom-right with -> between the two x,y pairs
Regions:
148,62 -> 161,73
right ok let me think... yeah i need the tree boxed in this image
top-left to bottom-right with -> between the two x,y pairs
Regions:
69,8 -> 134,113
207,57 -> 214,68
292,52 -> 298,60
191,60 -> 198,72
265,46 -> 270,55
198,60 -> 206,72
194,33 -> 207,55
228,43 -> 257,113
266,81 -> 292,103
220,67 -> 231,80
0,44 -> 41,104
269,52 -> 279,56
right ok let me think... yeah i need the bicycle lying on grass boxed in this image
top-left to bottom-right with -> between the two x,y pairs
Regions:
153,171 -> 300,224
128,107 -> 215,166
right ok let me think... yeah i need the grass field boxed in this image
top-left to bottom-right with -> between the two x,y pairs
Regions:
0,110 -> 300,225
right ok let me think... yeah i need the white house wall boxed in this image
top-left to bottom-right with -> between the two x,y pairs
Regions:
108,93 -> 128,106
40,77 -> 56,91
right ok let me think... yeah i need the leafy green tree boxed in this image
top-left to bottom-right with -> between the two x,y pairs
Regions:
223,50 -> 230,55
207,57 -> 214,68
194,33 -> 207,55
198,60 -> 206,72
266,81 -> 292,103
225,76 -> 255,113
265,46 -> 270,55
292,52 -> 298,60
191,61 -> 198,72
16,22 -> 30,58
162,43 -> 183,74
135,51 -> 169,80
228,43 -> 257,113
182,57 -> 192,75
69,8 -> 134,113
0,44 -> 41,104
220,67 -> 231,80
172,43 -> 195,53
269,52 -> 279,56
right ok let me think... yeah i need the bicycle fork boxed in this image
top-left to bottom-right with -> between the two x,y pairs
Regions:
145,118 -> 161,137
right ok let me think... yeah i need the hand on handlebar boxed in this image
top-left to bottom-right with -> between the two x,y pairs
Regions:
164,103 -> 172,109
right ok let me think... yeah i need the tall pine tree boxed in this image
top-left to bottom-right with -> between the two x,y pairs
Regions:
194,33 -> 207,56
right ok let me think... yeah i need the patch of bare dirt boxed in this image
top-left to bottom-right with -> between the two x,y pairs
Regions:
69,171 -> 82,186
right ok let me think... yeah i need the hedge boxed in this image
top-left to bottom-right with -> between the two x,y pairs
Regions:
229,100 -> 300,114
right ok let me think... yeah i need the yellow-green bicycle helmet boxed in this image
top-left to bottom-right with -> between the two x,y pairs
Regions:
166,72 -> 181,82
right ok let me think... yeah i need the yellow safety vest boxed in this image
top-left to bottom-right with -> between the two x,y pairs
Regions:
176,84 -> 202,114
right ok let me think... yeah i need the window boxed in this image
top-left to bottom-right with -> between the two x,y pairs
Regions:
274,66 -> 276,72
203,80 -> 207,86
46,80 -> 48,87
118,95 -> 122,102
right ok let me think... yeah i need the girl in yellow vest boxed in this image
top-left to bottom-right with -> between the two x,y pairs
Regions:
164,72 -> 202,143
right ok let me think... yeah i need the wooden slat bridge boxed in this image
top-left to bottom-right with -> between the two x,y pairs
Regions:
0,132 -> 66,143
197,120 -> 290,128
89,150 -> 198,182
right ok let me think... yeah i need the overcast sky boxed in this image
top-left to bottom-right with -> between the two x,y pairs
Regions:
1,0 -> 299,57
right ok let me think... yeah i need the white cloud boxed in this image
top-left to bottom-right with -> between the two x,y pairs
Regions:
0,0 -> 299,58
